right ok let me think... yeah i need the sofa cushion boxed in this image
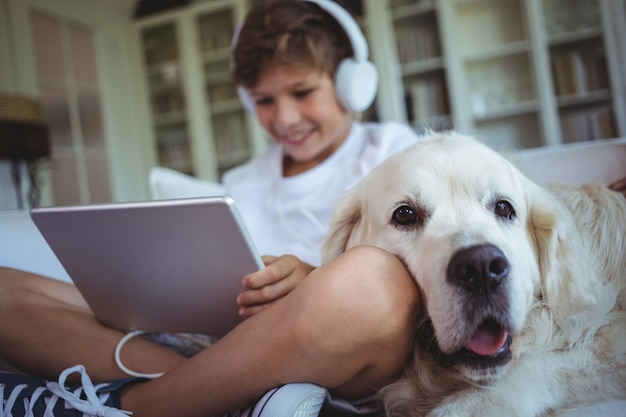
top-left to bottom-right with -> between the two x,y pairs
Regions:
0,210 -> 70,282
149,167 -> 225,200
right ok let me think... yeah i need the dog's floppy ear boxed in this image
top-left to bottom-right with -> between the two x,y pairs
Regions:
526,182 -> 603,322
321,193 -> 363,264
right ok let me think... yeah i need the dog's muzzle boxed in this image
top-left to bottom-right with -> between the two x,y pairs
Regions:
431,243 -> 515,379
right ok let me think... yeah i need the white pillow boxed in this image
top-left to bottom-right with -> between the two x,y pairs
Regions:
149,167 -> 226,200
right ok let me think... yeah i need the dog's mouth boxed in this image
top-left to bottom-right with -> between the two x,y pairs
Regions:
454,318 -> 513,368
419,317 -> 513,375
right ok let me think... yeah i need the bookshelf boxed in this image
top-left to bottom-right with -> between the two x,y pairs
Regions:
196,6 -> 259,173
134,0 -> 267,181
133,0 -> 626,181
542,0 -> 618,143
365,0 -> 626,150
390,0 -> 452,132
140,21 -> 193,174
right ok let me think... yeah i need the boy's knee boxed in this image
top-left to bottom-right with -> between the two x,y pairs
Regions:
324,246 -> 420,314
292,246 -> 422,351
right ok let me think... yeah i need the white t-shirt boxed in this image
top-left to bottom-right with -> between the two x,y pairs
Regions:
222,121 -> 421,266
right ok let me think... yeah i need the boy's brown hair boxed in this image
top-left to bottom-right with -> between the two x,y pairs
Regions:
232,0 -> 354,89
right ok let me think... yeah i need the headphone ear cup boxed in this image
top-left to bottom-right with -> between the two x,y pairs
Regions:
334,59 -> 378,112
237,86 -> 256,115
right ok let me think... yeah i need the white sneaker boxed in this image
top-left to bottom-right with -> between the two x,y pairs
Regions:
228,383 -> 327,417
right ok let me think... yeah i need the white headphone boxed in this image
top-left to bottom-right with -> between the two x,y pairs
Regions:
231,0 -> 378,114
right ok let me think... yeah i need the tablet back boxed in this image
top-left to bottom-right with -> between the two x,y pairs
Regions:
30,197 -> 263,336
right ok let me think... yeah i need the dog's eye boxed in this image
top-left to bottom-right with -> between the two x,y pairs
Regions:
495,200 -> 516,220
392,205 -> 418,226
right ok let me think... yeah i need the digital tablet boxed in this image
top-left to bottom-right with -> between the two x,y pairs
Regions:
30,196 -> 264,336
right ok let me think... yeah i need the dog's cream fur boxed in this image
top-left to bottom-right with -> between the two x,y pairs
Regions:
322,133 -> 626,417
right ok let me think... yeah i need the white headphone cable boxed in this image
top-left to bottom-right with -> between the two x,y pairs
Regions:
114,330 -> 165,379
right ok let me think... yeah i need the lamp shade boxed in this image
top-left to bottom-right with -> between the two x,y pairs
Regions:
0,93 -> 50,159
0,93 -> 46,124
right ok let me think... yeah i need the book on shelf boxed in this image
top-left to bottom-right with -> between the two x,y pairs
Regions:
152,89 -> 185,114
142,26 -> 178,66
207,83 -> 238,104
396,24 -> 440,65
198,10 -> 233,54
551,49 -> 609,96
212,113 -> 250,165
157,132 -> 192,172
560,105 -> 615,142
408,75 -> 448,122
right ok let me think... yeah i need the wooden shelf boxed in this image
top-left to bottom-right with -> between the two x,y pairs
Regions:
548,28 -> 603,46
556,90 -> 613,108
391,1 -> 436,20
463,40 -> 530,63
401,57 -> 445,76
153,110 -> 186,126
209,98 -> 243,116
202,47 -> 231,64
474,100 -> 539,122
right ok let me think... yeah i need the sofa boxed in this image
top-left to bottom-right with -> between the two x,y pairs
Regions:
0,138 -> 625,416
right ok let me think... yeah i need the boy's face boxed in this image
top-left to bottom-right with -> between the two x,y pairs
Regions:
246,62 -> 353,176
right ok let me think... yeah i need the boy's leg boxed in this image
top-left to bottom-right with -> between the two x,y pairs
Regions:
0,267 -> 186,380
121,246 -> 421,417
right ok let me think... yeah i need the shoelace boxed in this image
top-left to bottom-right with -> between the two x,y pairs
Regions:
1,365 -> 132,417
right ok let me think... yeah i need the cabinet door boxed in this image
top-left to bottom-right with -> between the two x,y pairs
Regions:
541,0 -> 620,143
196,6 -> 253,176
30,10 -> 113,205
390,0 -> 453,132
452,0 -> 542,150
139,21 -> 193,175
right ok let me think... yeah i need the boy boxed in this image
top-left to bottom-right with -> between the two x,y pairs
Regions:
0,1 -> 422,416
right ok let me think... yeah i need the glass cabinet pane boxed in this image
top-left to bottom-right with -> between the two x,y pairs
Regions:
467,54 -> 536,116
456,0 -> 528,56
142,24 -> 179,66
197,7 -> 252,175
197,9 -> 234,54
155,122 -> 193,175
141,23 -> 192,174
542,0 -> 601,37
542,0 -> 617,142
211,112 -> 251,175
392,1 -> 451,131
31,11 -> 111,205
148,65 -> 186,115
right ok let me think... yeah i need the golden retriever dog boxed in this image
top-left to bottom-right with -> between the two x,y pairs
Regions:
322,132 -> 626,417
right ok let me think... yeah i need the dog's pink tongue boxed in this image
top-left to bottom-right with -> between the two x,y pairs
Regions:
464,321 -> 507,356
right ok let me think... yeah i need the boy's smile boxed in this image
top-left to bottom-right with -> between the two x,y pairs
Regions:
247,63 -> 353,177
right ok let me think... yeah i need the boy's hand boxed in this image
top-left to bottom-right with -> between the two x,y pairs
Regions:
237,255 -> 315,318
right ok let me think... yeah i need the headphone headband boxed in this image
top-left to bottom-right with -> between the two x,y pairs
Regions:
307,0 -> 369,63
231,0 -> 378,113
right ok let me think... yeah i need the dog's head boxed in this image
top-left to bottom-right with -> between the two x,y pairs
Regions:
322,132 -> 600,382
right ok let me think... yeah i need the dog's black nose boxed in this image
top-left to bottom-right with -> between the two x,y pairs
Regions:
447,244 -> 509,293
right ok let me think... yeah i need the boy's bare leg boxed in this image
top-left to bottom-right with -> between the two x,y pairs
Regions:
0,267 -> 186,380
121,246 -> 421,417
